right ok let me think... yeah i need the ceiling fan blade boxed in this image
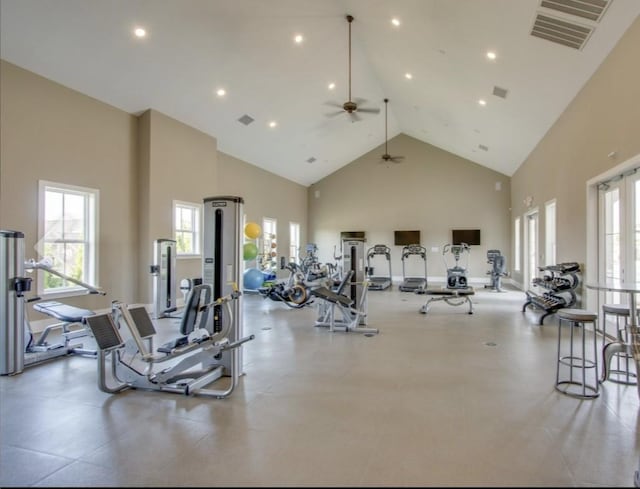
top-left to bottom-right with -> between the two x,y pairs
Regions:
324,101 -> 344,108
390,156 -> 405,162
352,97 -> 368,105
325,110 -> 345,117
357,107 -> 380,114
349,111 -> 362,122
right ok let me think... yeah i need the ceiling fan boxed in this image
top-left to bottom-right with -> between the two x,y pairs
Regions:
325,15 -> 380,122
381,98 -> 405,163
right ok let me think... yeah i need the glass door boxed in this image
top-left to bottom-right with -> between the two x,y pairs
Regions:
524,209 -> 539,290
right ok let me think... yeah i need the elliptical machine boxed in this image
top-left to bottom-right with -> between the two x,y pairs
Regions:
443,243 -> 470,289
484,249 -> 508,292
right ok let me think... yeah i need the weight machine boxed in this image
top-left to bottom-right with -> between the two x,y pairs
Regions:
85,284 -> 254,398
1,230 -> 107,375
149,238 -> 177,319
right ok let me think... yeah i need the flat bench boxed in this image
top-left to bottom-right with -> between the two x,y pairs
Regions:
419,287 -> 475,315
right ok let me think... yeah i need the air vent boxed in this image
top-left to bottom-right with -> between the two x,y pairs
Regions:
540,0 -> 611,22
306,157 -> 316,164
531,13 -> 593,50
492,86 -> 509,99
478,144 -> 489,152
237,114 -> 254,126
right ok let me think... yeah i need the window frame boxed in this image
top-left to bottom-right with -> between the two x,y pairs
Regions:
37,180 -> 99,298
173,200 -> 202,258
289,221 -> 300,264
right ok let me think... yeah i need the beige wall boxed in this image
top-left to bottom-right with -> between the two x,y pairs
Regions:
510,16 -> 640,288
0,60 -> 138,318
308,133 -> 512,282
0,60 -> 308,322
217,152 -> 308,279
137,109 -> 218,302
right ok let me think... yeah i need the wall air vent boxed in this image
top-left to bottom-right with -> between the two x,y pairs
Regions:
237,114 -> 255,126
540,0 -> 611,23
531,13 -> 593,50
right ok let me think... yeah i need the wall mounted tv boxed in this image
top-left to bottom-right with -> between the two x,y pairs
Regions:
394,230 -> 421,246
451,229 -> 481,246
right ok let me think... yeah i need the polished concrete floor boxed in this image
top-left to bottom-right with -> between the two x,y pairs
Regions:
1,284 -> 639,487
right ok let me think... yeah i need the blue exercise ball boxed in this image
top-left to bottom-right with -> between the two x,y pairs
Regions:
244,268 -> 264,290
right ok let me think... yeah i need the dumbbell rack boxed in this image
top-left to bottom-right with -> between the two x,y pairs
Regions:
522,262 -> 581,325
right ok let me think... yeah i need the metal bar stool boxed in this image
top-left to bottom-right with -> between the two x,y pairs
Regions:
601,304 -> 638,385
555,308 -> 600,399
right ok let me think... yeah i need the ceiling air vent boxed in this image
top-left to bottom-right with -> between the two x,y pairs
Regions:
531,13 -> 593,50
306,157 -> 316,164
237,114 -> 254,126
540,0 -> 611,23
478,144 -> 489,152
493,86 -> 509,99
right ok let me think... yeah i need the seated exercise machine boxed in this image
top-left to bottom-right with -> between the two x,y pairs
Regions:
366,244 -> 392,291
1,229 -> 106,376
419,243 -> 474,315
484,249 -> 508,292
399,244 -> 428,293
312,270 -> 378,334
85,283 -> 254,398
258,256 -> 325,309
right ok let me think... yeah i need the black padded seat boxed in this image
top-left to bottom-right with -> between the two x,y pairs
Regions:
424,287 -> 475,296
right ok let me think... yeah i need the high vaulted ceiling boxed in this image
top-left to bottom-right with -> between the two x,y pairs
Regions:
2,0 -> 639,187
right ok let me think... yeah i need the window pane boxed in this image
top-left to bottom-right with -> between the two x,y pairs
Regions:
44,190 -> 63,239
64,193 -> 85,240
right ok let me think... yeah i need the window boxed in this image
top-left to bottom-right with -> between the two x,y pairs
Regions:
545,200 -> 556,266
173,200 -> 201,256
38,180 -> 98,295
514,217 -> 521,272
289,222 -> 300,263
261,217 -> 277,271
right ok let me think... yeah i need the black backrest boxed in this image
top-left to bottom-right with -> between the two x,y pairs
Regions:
180,284 -> 212,335
85,314 -> 124,350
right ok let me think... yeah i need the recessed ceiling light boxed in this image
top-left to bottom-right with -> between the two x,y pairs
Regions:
405,73 -> 413,80
268,121 -> 277,128
134,27 -> 146,38
486,51 -> 497,60
478,99 -> 487,106
216,88 -> 226,97
391,18 -> 401,27
328,82 -> 336,90
294,34 -> 304,44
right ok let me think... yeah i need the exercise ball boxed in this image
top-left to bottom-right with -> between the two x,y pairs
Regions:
244,268 -> 264,290
270,241 -> 277,249
243,242 -> 259,261
244,222 -> 261,240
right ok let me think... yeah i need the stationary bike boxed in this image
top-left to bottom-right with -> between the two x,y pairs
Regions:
484,249 -> 508,292
443,243 -> 470,289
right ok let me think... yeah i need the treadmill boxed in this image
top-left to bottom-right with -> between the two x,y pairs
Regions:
366,244 -> 392,290
399,244 -> 428,292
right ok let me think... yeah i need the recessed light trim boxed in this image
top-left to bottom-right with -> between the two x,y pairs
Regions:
391,18 -> 401,26
405,73 -> 413,80
486,51 -> 497,60
294,34 -> 304,44
268,121 -> 277,128
478,99 -> 487,106
216,88 -> 226,97
328,82 -> 336,90
134,27 -> 146,38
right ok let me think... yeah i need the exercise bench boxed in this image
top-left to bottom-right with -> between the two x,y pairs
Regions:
419,287 -> 475,315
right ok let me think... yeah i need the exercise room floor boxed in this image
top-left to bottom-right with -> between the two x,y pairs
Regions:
1,284 -> 638,487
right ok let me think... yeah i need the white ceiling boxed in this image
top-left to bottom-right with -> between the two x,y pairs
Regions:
2,0 -> 639,187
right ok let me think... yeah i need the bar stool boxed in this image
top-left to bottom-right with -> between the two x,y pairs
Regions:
555,308 -> 600,399
601,304 -> 638,385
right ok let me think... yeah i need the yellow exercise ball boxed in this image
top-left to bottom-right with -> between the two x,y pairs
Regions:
244,222 -> 261,240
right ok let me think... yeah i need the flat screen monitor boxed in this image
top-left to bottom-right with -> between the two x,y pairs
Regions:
451,229 -> 481,246
340,231 -> 366,240
394,230 -> 420,246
